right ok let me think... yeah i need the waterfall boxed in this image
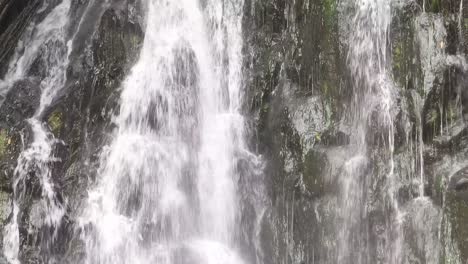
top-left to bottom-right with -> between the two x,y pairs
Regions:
2,0 -> 468,263
79,0 -> 251,263
2,0 -> 72,263
338,0 -> 401,262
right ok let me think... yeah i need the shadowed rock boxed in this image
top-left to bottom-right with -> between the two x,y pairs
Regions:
462,76 -> 468,122
449,166 -> 468,201
0,0 -> 40,76
0,78 -> 40,128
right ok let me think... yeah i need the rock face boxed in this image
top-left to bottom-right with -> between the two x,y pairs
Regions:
0,0 -> 467,263
245,0 -> 468,263
0,0 -> 41,77
0,0 -> 143,262
0,79 -> 41,127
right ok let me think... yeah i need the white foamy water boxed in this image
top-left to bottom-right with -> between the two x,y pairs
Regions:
79,0 -> 251,263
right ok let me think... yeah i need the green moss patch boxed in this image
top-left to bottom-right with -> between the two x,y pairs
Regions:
0,129 -> 7,159
47,110 -> 63,136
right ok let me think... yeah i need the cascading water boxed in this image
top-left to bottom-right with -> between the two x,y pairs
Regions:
338,0 -> 401,262
2,0 -> 73,263
79,0 -> 252,263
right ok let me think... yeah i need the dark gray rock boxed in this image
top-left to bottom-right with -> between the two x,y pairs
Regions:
0,0 -> 144,263
0,0 -> 40,76
462,77 -> 468,122
0,78 -> 41,128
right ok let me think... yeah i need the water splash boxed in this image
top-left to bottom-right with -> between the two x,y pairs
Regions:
80,0 -> 253,263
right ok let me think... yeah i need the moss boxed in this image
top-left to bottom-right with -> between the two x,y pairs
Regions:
430,0 -> 440,13
322,0 -> 336,28
47,110 -> 62,136
314,132 -> 321,142
0,129 -> 7,159
130,34 -> 140,47
321,80 -> 329,96
393,45 -> 402,70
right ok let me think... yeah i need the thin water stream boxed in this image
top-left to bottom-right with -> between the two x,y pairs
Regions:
339,0 -> 401,262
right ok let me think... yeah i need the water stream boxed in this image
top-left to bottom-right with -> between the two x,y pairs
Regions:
79,0 -> 251,263
338,0 -> 401,262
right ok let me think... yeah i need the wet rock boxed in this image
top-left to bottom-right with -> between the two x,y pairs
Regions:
448,166 -> 468,201
0,190 -> 10,250
0,0 -> 145,262
0,0 -> 40,76
287,94 -> 330,153
49,5 -> 144,171
0,191 -> 9,223
0,0 -> 30,34
0,128 -> 7,159
299,146 -> 341,200
43,5 -> 144,263
0,124 -> 26,192
0,79 -> 41,128
61,161 -> 87,220
392,0 -> 421,15
433,120 -> 468,150
415,0 -> 461,13
46,110 -> 62,137
463,78 -> 468,122
320,126 -> 350,146
390,1 -> 423,91
302,150 -> 326,197
446,193 -> 468,262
